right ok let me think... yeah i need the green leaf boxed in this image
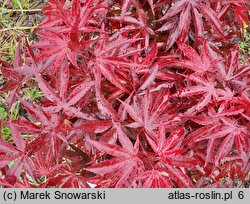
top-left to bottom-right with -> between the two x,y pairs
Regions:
10,102 -> 20,120
0,107 -> 7,119
1,126 -> 12,141
26,87 -> 43,101
15,0 -> 24,14
239,42 -> 246,50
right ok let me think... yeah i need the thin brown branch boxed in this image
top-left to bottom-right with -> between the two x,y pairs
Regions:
0,26 -> 37,32
0,8 -> 43,12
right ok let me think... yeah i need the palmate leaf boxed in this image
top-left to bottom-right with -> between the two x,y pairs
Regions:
157,0 -> 224,49
145,125 -> 185,155
137,170 -> 173,188
121,89 -> 178,134
74,120 -> 113,134
46,163 -> 93,188
214,159 -> 249,183
42,0 -> 104,33
144,125 -> 197,188
15,95 -> 71,160
93,69 -> 120,120
177,74 -> 235,114
165,41 -> 250,93
218,1 -> 249,32
222,46 -> 250,88
109,0 -> 155,49
0,122 -> 36,180
158,162 -> 194,188
89,34 -> 143,94
196,117 -> 249,165
33,149 -> 61,179
121,0 -> 155,18
85,122 -> 143,187
0,42 -> 37,109
34,69 -> 94,119
33,31 -> 79,68
164,41 -> 216,74
184,103 -> 249,167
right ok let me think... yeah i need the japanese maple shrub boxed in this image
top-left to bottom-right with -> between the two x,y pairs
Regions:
0,0 -> 249,188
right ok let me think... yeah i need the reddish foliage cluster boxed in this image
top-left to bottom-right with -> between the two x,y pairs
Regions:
0,0 -> 250,188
